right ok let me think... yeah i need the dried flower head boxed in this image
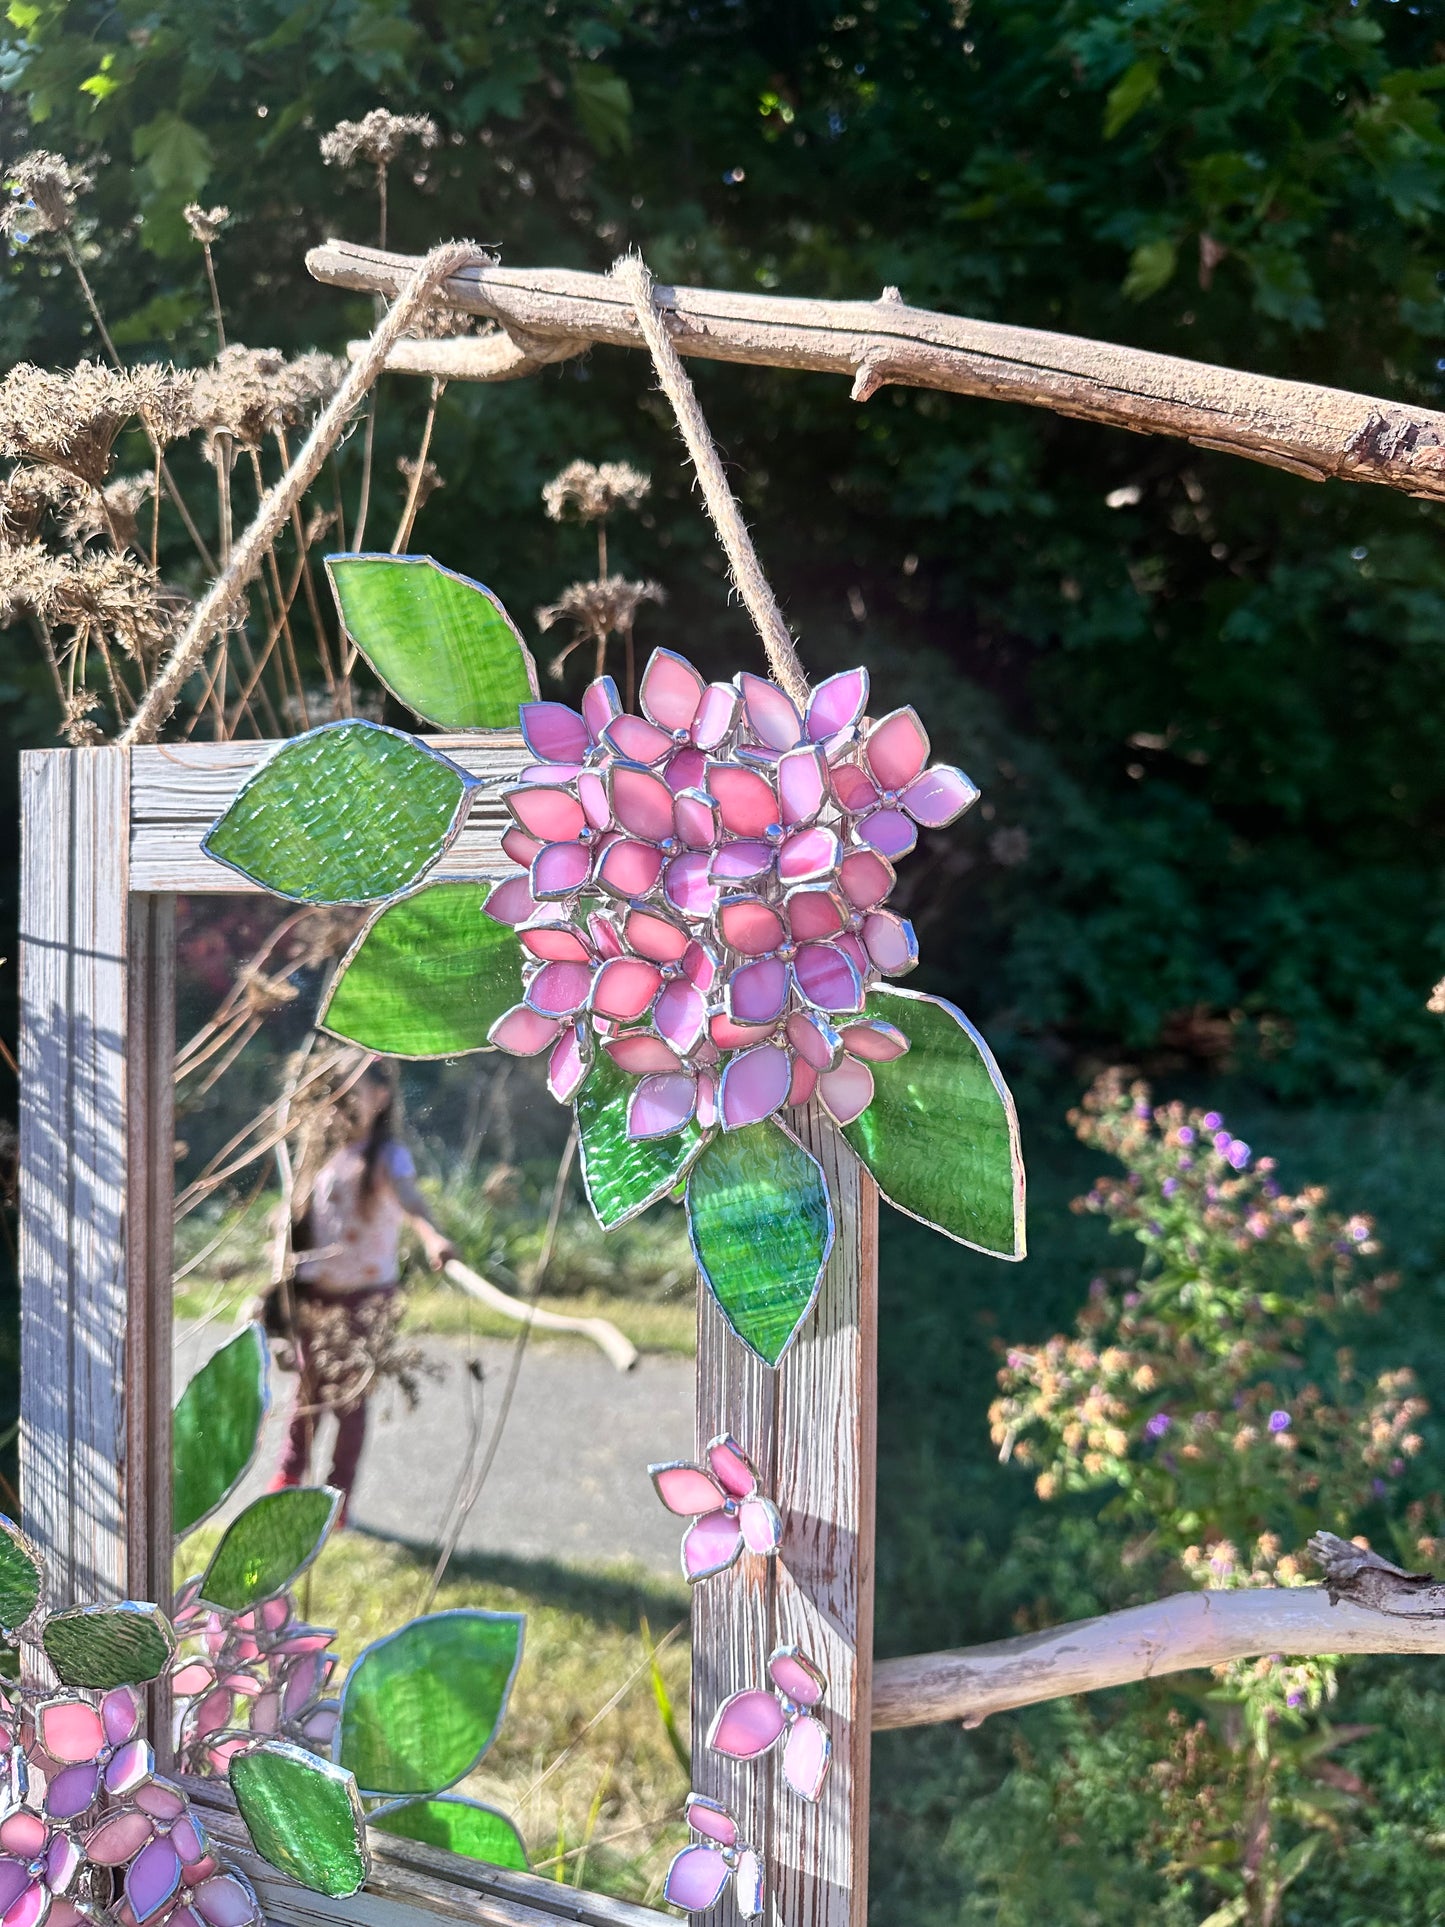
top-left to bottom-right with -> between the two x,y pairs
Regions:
192,346 -> 343,455
52,550 -> 180,662
59,471 -> 154,552
0,360 -> 192,486
0,541 -> 70,623
537,574 -> 665,660
396,454 -> 444,511
1430,977 -> 1445,1015
183,203 -> 230,246
61,691 -> 104,746
0,465 -> 79,547
408,304 -> 483,341
1,150 -> 91,239
543,459 -> 651,524
319,109 -> 439,173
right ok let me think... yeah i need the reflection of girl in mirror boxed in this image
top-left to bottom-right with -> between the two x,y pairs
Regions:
270,1064 -> 455,1524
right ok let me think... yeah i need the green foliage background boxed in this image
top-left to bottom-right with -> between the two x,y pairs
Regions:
3,0 -> 1445,1918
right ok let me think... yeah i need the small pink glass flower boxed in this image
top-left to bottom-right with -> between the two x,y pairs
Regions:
831,708 -> 978,859
663,1795 -> 763,1919
170,1585 -> 339,1776
708,1645 -> 832,1802
36,1690 -> 152,1823
0,1808 -> 82,1927
649,1437 -> 782,1583
85,1775 -> 217,1926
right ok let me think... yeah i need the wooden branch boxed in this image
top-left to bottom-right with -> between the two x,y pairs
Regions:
441,1258 -> 638,1373
308,238 -> 1445,500
870,1533 -> 1445,1731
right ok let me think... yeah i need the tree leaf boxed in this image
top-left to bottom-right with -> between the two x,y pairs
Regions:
319,881 -> 523,1058
1122,236 -> 1178,302
842,987 -> 1025,1260
0,1517 -> 43,1634
685,1123 -> 832,1366
42,1603 -> 176,1690
327,555 -> 538,730
572,64 -> 633,156
1103,58 -> 1160,139
198,1488 -> 339,1611
338,1609 -> 524,1796
203,721 -> 475,904
231,1741 -> 370,1896
576,1054 -> 706,1229
368,1796 -> 529,1871
173,1323 -> 269,1538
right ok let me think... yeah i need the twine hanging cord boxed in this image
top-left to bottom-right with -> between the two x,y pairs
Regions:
610,254 -> 810,707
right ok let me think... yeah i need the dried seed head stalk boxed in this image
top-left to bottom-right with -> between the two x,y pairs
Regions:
192,346 -> 345,458
542,459 -> 651,524
537,574 -> 664,639
396,454 -> 444,511
59,471 -> 155,552
0,361 -> 193,487
183,203 -> 230,245
319,109 -> 440,173
1,150 -> 91,238
52,550 -> 182,662
0,542 -> 72,622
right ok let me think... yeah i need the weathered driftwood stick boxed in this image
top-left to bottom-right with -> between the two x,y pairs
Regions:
442,1258 -> 638,1374
871,1532 -> 1445,1731
308,237 -> 1445,500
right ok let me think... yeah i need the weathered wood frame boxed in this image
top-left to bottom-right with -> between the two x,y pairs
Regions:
18,734 -> 874,1927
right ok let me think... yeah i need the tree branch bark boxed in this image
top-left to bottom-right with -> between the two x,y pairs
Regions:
870,1533 -> 1445,1731
307,237 -> 1445,502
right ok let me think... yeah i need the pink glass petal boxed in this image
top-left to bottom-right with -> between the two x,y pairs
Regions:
684,1799 -> 736,1848
840,1018 -> 910,1062
104,1739 -> 154,1796
0,1819 -> 45,1859
673,789 -> 719,850
602,715 -> 673,765
709,1011 -> 780,1051
862,910 -> 919,976
782,1712 -> 832,1801
2,1883 -> 46,1927
605,1033 -> 684,1075
682,1510 -> 743,1580
482,876 -> 539,927
838,930 -> 869,978
806,666 -> 869,741
654,979 -> 707,1054
818,1057 -> 874,1125
664,852 -> 720,920
859,808 -> 917,859
500,826 -> 542,871
505,785 -> 586,844
864,707 -> 931,789
693,683 -> 739,749
786,1007 -> 843,1071
547,1025 -> 589,1103
171,1819 -> 205,1868
627,1073 -> 698,1140
519,761 -> 582,785
839,847 -> 895,910
683,942 -> 719,992
581,674 -> 622,744
718,896 -> 785,956
777,745 -> 827,827
526,960 -> 594,1017
787,1056 -> 817,1107
610,765 -> 676,842
640,648 -> 705,731
623,906 -> 691,964
734,1849 -> 765,1920
902,762 -> 978,827
794,942 -> 863,1014
577,769 -> 610,832
39,1702 -> 104,1766
46,1837 -> 80,1895
696,1070 -> 718,1129
777,825 -> 841,886
44,1764 -> 100,1819
48,1905 -> 87,1927
135,1782 -> 187,1822
707,764 -> 779,838
520,702 -> 589,765
831,761 -> 879,813
488,1004 -> 564,1056
591,957 -> 664,1022
664,1845 -> 729,1912
85,1810 -> 154,1866
520,922 -> 593,965
587,910 -> 624,959
784,887 -> 847,943
596,838 -> 665,899
740,1494 -> 783,1554
737,672 -> 802,752
726,957 -> 789,1025
707,1437 -> 757,1498
718,1044 -> 792,1130
127,1837 -> 182,1923
709,840 -> 773,884
770,1648 -> 827,1704
192,1877 -> 256,1927
652,1464 -> 725,1516
172,1662 -> 214,1697
530,840 -> 593,900
665,746 -> 707,792
708,1690 -> 788,1759
103,1688 -> 142,1747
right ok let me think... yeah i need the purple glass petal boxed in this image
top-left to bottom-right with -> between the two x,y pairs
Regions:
640,648 -> 705,731
840,1018 -> 910,1062
482,876 -> 539,927
710,840 -> 773,884
526,960 -> 594,1018
784,887 -> 847,943
610,764 -> 676,842
858,808 -> 917,859
902,762 -> 978,827
684,1798 -> 736,1848
623,905 -> 691,964
818,1057 -> 874,1125
519,922 -> 594,965
0,1865 -> 28,1917
782,1713 -> 832,1801
673,788 -> 719,850
726,957 -> 789,1025
44,1763 -> 100,1820
664,852 -> 721,920
591,957 -> 663,1022
664,1845 -> 729,1912
45,1836 -> 80,1895
505,784 -> 586,844
706,1436 -> 757,1498
737,672 -> 802,751
602,715 -> 673,765
104,1738 -> 154,1797
707,764 -> 779,838
682,1510 -> 743,1580
718,1044 -> 792,1130
864,707 -> 931,789
683,941 -> 720,991
596,838 -> 665,899
520,701 -> 589,765
627,1073 -> 699,1140
740,1494 -> 783,1554
708,1690 -> 788,1759
733,1848 -> 765,1920
652,1464 -> 725,1516
530,840 -> 593,899
693,682 -> 739,749
794,941 -> 863,1014
718,896 -> 785,956
769,1648 -> 827,1705
487,1004 -> 564,1056
862,909 -> 919,976
605,1032 -> 684,1075
664,746 -> 708,792
838,846 -> 895,910
581,674 -> 622,744
547,1025 -> 589,1103
102,1687 -> 142,1748
655,979 -> 707,1054
806,666 -> 869,741
128,1837 -> 183,1924
777,824 -> 841,886
776,745 -> 827,827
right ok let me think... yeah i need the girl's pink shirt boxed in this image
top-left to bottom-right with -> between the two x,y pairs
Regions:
295,1139 -> 416,1294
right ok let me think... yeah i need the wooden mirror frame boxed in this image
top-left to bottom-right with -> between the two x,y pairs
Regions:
17,738 -> 876,1927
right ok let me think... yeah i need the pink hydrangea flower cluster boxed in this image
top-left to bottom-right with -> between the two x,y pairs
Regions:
171,1583 -> 339,1777
484,650 -> 978,1139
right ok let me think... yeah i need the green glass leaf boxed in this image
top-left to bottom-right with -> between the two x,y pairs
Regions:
198,1487 -> 339,1611
686,1123 -> 833,1366
576,1055 -> 706,1230
369,1796 -> 529,1871
231,1740 -> 370,1896
327,554 -> 538,730
42,1603 -> 176,1690
842,987 -> 1026,1260
319,882 -> 523,1058
338,1609 -> 524,1797
0,1517 -> 42,1634
203,721 -> 474,905
173,1323 -> 269,1537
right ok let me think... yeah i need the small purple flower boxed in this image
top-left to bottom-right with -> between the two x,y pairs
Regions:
1268,1410 -> 1291,1433
1162,1177 -> 1179,1197
1202,1112 -> 1222,1130
1350,1223 -> 1369,1243
1147,1219 -> 1163,1236
1372,1478 -> 1389,1499
1145,1412 -> 1172,1439
1176,1127 -> 1195,1146
1226,1141 -> 1251,1171
1213,1130 -> 1233,1154
1134,1101 -> 1151,1120
1286,1691 -> 1303,1708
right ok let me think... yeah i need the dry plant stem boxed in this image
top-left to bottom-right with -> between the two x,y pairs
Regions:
310,240 -> 1445,503
121,239 -> 484,745
611,253 -> 810,706
351,399 -> 378,555
202,241 -> 225,354
246,445 -> 311,729
274,426 -> 338,698
391,378 -> 444,551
